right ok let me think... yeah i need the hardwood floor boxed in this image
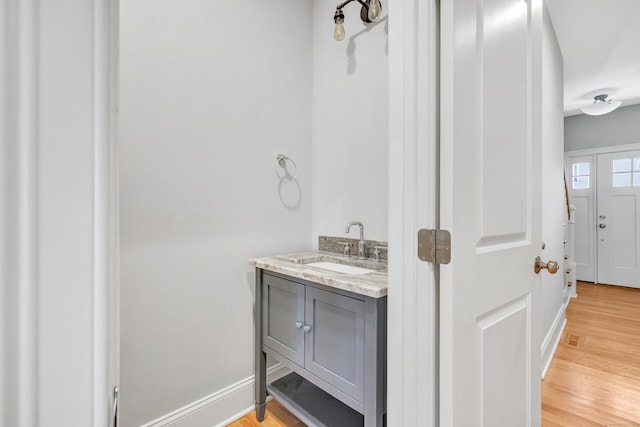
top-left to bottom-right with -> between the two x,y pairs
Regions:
542,281 -> 640,426
231,282 -> 640,426
226,401 -> 305,427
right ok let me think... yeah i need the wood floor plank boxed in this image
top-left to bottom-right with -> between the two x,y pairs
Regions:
542,281 -> 640,426
226,400 -> 306,427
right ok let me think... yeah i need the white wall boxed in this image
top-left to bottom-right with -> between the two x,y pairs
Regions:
565,104 -> 640,151
540,6 -> 568,376
311,0 -> 389,245
119,1 -> 313,425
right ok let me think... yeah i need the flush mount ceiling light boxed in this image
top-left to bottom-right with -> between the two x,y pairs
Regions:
580,94 -> 622,116
333,0 -> 382,41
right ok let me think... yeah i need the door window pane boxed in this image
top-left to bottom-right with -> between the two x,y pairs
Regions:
634,172 -> 640,187
571,161 -> 590,189
613,158 -> 632,173
572,162 -> 590,176
634,158 -> 640,171
613,172 -> 632,187
572,176 -> 589,189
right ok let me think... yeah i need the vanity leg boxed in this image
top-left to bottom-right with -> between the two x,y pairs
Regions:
364,297 -> 386,427
255,349 -> 267,421
255,400 -> 266,422
255,269 -> 267,421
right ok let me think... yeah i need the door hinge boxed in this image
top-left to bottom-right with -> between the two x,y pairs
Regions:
417,229 -> 451,264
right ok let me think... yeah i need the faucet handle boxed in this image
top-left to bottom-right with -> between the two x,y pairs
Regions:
337,241 -> 351,257
373,246 -> 388,262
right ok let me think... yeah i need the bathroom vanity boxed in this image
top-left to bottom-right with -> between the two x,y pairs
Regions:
250,252 -> 387,427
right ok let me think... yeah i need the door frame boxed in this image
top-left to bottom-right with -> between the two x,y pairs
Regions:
96,0 -> 120,425
105,0 -> 440,425
387,0 -> 438,426
1,0 -> 118,424
565,142 -> 640,283
106,0 -> 439,427
106,0 -> 439,424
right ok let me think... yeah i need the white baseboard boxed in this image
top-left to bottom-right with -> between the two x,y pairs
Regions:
540,301 -> 568,379
140,364 -> 290,427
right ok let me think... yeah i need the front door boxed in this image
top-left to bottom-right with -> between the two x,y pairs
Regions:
567,155 -> 597,282
440,0 -> 544,425
596,150 -> 640,287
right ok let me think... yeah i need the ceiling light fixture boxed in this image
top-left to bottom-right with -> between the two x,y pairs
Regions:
580,94 -> 622,116
333,0 -> 382,42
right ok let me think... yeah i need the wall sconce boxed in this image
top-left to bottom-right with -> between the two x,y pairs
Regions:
333,0 -> 382,41
580,94 -> 622,116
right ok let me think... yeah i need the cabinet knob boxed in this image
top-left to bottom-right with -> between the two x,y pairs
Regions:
295,322 -> 303,329
303,325 -> 312,333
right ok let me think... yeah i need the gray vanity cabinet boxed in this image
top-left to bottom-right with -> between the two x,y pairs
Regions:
262,274 -> 306,366
304,285 -> 365,401
256,269 -> 386,427
262,273 -> 365,402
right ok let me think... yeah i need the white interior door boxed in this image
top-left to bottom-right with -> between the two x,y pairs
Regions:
566,155 -> 596,282
440,0 -> 544,425
596,151 -> 640,287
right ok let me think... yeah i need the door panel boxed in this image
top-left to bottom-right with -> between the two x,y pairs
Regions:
262,274 -> 305,366
478,297 -> 529,427
440,0 -> 542,425
566,155 -> 596,281
572,194 -> 594,280
479,0 -> 529,243
305,286 -> 365,402
597,151 -> 640,287
611,196 -> 636,269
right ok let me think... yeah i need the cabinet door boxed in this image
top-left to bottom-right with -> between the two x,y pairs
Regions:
263,274 -> 305,366
304,286 -> 365,402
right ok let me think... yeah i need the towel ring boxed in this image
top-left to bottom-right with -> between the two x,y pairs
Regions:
275,154 -> 298,181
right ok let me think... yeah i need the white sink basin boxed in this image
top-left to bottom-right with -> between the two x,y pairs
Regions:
306,261 -> 375,276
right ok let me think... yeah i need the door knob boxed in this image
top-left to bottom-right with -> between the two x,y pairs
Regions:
534,256 -> 559,274
599,223 -> 606,228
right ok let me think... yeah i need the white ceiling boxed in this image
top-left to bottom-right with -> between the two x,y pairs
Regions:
546,0 -> 640,116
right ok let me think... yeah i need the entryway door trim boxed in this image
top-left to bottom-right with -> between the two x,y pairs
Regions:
565,142 -> 640,284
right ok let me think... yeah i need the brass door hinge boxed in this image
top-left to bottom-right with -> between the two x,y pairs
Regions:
417,229 -> 451,264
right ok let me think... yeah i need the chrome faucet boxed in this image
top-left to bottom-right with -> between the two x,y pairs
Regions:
345,221 -> 366,259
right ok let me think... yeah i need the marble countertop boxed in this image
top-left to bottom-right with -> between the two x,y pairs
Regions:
249,251 -> 388,298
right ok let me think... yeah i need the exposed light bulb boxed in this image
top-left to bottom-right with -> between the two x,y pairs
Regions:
334,9 -> 345,41
334,21 -> 345,41
368,0 -> 381,21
